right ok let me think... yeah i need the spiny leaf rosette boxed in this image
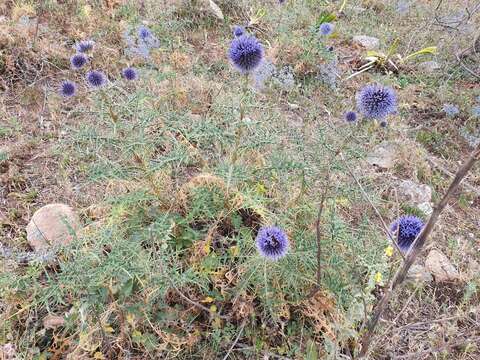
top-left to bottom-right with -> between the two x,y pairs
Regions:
229,35 -> 264,74
389,215 -> 424,253
356,83 -> 397,119
256,226 -> 289,260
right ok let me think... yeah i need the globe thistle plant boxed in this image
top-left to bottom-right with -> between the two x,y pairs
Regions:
136,25 -> 160,51
75,40 -> 94,53
233,25 -> 245,37
344,111 -> 357,123
70,53 -> 88,69
59,80 -> 77,98
86,70 -> 106,88
442,103 -> 459,118
122,67 -> 138,81
319,22 -> 334,36
356,84 -> 397,119
389,215 -> 424,253
255,226 -> 289,261
229,35 -> 264,74
138,26 -> 152,40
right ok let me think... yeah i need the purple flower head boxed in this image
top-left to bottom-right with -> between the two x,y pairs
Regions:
379,119 -> 388,127
233,25 -> 245,37
59,80 -> 77,98
138,26 -> 152,40
319,22 -> 334,36
75,40 -> 95,53
122,67 -> 138,81
86,70 -> 106,88
255,226 -> 289,260
229,35 -> 264,73
389,215 -> 424,253
345,111 -> 357,123
356,84 -> 397,119
442,103 -> 459,117
70,53 -> 88,69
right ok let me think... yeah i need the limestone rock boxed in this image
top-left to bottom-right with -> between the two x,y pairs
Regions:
397,180 -> 432,204
26,204 -> 81,252
367,142 -> 399,169
353,35 -> 380,50
425,249 -> 460,282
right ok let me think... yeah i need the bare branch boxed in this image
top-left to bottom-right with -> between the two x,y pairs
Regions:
357,143 -> 480,358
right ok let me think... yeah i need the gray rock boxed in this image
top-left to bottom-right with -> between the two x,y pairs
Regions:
367,142 -> 399,169
397,180 -> 432,204
425,249 -> 460,282
353,35 -> 380,50
26,204 -> 81,252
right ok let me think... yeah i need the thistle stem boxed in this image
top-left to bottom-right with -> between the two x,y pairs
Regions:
231,74 -> 249,165
100,90 -> 119,135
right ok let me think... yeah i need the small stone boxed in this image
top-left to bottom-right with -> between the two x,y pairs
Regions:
367,142 -> 399,169
353,35 -> 380,50
407,264 -> 433,283
425,249 -> 460,282
418,61 -> 440,73
43,314 -> 65,329
26,204 -> 81,252
397,180 -> 432,204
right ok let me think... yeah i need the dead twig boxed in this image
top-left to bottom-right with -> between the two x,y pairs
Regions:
427,156 -> 480,196
222,320 -> 246,360
358,143 -> 480,358
394,336 -> 480,359
305,183 -> 329,299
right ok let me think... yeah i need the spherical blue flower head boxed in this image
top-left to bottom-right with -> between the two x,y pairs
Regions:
75,40 -> 94,53
59,80 -> 77,97
319,22 -> 334,36
233,25 -> 245,37
390,215 -> 424,252
122,67 -> 138,81
379,119 -> 388,127
345,111 -> 357,123
255,226 -> 289,260
442,103 -> 459,117
356,84 -> 397,119
229,35 -> 264,73
70,53 -> 88,69
86,70 -> 106,88
138,26 -> 152,40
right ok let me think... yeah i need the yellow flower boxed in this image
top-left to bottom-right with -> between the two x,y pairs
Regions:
384,246 -> 394,257
374,272 -> 383,284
